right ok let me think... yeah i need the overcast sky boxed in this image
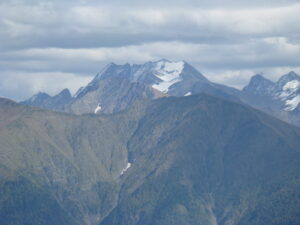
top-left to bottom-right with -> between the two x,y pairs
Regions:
1,0 -> 300,100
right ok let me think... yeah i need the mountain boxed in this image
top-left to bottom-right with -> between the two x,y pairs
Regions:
21,59 -> 240,115
243,71 -> 300,125
21,91 -> 51,106
66,62 -> 156,114
0,97 -> 137,225
66,59 -> 235,114
243,74 -> 275,96
20,60 -> 300,126
21,88 -> 73,111
275,71 -> 300,111
1,95 -> 300,225
243,71 -> 300,111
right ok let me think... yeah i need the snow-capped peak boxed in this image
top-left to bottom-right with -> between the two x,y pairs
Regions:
275,72 -> 300,111
279,80 -> 300,111
152,60 -> 185,93
277,71 -> 300,89
244,71 -> 300,112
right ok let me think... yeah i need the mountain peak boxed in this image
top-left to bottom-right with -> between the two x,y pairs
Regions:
36,91 -> 50,96
53,89 -> 72,102
287,71 -> 299,77
252,74 -> 267,80
21,59 -> 239,115
58,88 -> 71,97
277,71 -> 300,85
94,62 -> 117,80
243,74 -> 274,95
29,92 -> 51,103
151,60 -> 185,93
20,89 -> 73,111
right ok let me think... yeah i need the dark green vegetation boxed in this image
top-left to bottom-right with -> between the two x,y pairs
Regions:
1,95 -> 300,225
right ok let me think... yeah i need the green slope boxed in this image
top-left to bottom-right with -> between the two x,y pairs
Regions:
0,98 -> 141,225
0,95 -> 300,225
101,95 -> 300,225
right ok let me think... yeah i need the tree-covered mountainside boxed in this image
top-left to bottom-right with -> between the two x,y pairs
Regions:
1,95 -> 300,225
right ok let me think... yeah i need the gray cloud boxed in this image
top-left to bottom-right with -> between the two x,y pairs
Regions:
1,1 -> 300,50
0,71 -> 92,101
0,0 -> 300,100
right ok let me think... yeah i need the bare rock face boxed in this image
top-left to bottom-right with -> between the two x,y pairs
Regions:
67,75 -> 155,115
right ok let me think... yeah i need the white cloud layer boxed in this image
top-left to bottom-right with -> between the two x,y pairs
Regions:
0,0 -> 300,100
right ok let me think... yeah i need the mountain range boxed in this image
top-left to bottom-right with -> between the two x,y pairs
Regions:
3,59 -> 300,225
1,94 -> 300,225
21,59 -> 300,127
243,71 -> 300,125
244,71 -> 300,111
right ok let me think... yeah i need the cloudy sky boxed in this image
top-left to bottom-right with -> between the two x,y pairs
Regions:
1,0 -> 300,100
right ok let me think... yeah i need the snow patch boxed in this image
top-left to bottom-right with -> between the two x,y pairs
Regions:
184,92 -> 192,96
94,104 -> 102,114
284,95 -> 300,111
120,163 -> 131,175
276,80 -> 300,111
152,61 -> 184,93
283,80 -> 300,92
279,91 -> 289,99
279,80 -> 300,99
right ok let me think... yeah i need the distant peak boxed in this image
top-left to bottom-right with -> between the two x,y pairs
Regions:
252,74 -> 265,79
23,92 -> 50,104
285,71 -> 300,79
288,71 -> 298,75
243,74 -> 274,94
60,88 -> 71,94
94,62 -> 117,80
277,71 -> 300,85
248,74 -> 273,83
35,92 -> 50,97
57,88 -> 72,98
106,62 -> 116,67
